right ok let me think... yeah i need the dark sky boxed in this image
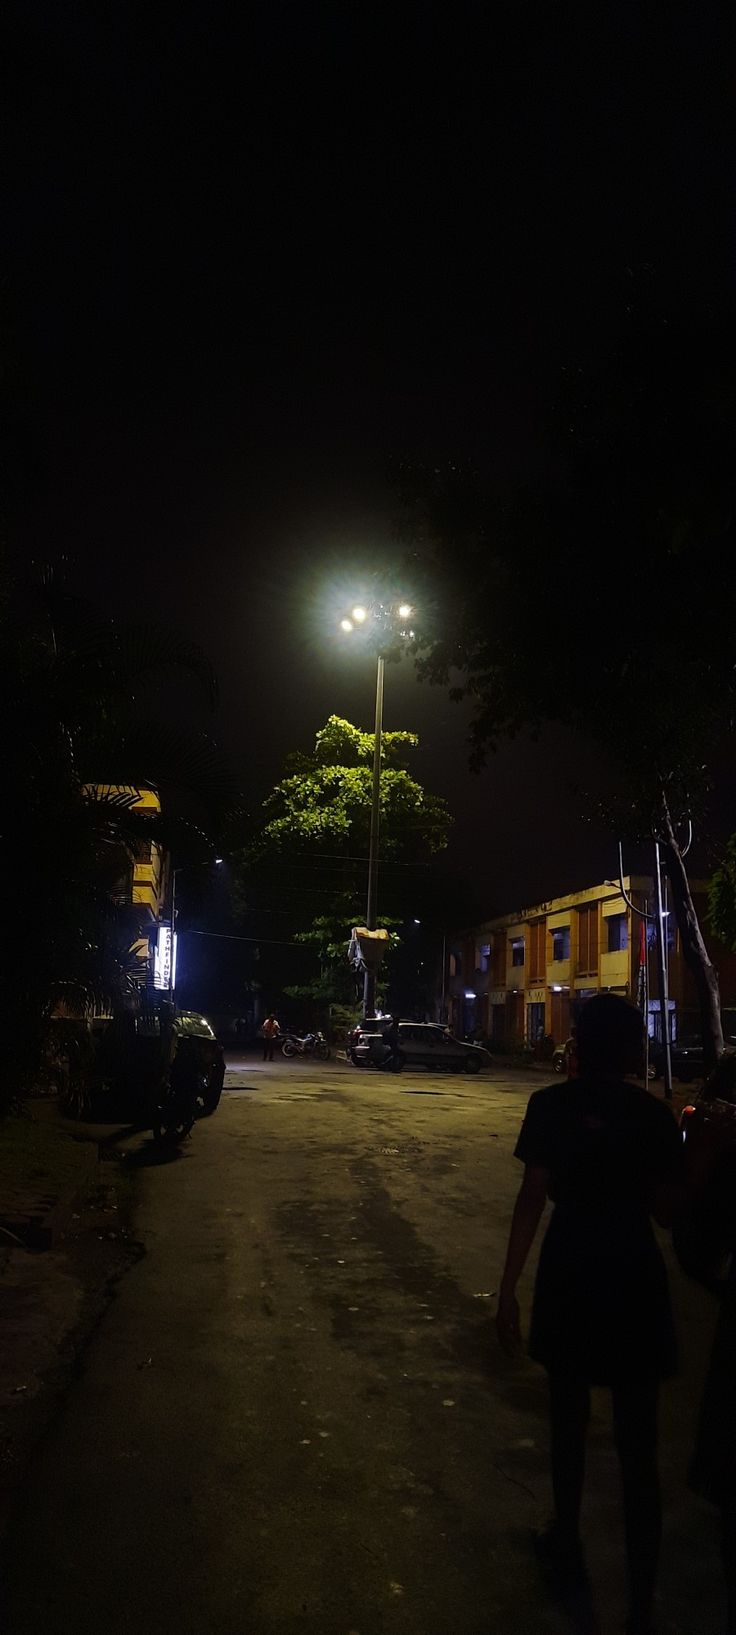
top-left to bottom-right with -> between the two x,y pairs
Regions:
6,2 -> 732,915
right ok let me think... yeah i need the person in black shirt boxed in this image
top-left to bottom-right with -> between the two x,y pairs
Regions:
497,993 -> 682,1635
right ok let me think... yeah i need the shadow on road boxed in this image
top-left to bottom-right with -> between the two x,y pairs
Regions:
118,1139 -> 191,1169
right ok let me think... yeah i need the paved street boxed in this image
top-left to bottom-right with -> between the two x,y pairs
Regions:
2,1058 -> 726,1635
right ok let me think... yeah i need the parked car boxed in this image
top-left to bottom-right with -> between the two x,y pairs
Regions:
680,1049 -> 736,1157
651,1034 -> 705,1083
101,1009 -> 225,1118
349,1021 -> 490,1074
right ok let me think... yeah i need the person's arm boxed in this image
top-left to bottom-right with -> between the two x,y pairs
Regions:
496,1164 -> 549,1355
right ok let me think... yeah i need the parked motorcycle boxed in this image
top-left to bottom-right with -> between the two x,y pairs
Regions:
151,1035 -> 199,1143
281,1030 -> 331,1061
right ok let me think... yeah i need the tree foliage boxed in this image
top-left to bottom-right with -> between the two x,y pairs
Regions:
240,715 -> 451,1010
397,292 -> 736,1061
708,839 -> 736,953
1,564 -> 236,1102
258,715 -> 449,863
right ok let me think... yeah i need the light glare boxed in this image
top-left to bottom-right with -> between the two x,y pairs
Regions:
398,602 -> 412,618
340,618 -> 354,632
352,605 -> 367,623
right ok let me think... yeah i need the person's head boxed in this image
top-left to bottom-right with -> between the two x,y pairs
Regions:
575,993 -> 644,1078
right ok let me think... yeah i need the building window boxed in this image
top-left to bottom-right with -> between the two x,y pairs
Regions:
511,937 -> 525,967
607,912 -> 628,953
528,919 -> 547,981
576,904 -> 598,976
449,952 -> 462,978
552,926 -> 570,961
477,942 -> 491,973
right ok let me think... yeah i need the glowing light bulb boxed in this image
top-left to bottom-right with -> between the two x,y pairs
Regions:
352,605 -> 367,623
398,602 -> 412,618
340,618 -> 354,632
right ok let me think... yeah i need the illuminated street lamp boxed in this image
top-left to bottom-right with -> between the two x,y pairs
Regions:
339,599 -> 416,1018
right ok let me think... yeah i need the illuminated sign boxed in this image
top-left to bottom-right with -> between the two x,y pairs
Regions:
153,925 -> 177,990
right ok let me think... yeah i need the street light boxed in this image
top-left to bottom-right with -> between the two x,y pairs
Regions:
339,598 -> 415,1018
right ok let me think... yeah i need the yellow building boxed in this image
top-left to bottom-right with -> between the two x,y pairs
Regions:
445,875 -> 736,1049
84,784 -> 170,984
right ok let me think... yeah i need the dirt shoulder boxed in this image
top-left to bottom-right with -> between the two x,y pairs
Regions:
0,1106 -> 142,1543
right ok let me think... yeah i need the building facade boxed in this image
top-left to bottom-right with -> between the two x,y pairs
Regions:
445,876 -> 736,1049
89,784 -> 170,989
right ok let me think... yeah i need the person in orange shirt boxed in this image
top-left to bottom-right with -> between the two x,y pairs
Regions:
261,1014 -> 281,1062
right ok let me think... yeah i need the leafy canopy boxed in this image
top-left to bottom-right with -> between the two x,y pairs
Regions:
399,300 -> 736,836
240,714 -> 451,1011
259,714 -> 449,861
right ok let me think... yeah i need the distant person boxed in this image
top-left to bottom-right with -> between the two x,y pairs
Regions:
382,1015 -> 404,1073
260,1014 -> 280,1062
563,1026 -> 580,1078
496,993 -> 682,1635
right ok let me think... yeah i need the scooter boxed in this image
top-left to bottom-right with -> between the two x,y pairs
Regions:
282,1030 -> 331,1061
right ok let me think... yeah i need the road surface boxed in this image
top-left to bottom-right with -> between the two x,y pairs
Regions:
2,1057 -> 724,1634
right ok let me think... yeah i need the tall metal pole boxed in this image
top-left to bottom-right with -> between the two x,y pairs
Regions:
654,841 -> 673,1102
363,654 -> 384,1019
170,865 -> 178,1008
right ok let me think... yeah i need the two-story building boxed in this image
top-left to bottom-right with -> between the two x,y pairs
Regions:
445,876 -> 736,1049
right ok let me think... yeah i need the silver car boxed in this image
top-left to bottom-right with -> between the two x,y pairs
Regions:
352,1021 -> 490,1074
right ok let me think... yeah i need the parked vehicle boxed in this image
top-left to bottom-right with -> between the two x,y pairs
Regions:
99,1009 -> 225,1125
349,1021 -> 490,1074
680,1049 -> 736,1159
152,1043 -> 197,1143
282,1030 -> 331,1061
651,1034 -> 705,1084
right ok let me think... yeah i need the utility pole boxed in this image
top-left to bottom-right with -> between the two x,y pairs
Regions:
339,597 -> 414,1021
618,843 -> 672,1101
653,842 -> 673,1100
363,654 -> 385,1019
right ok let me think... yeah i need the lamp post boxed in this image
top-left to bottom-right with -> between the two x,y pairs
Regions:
339,600 -> 414,1019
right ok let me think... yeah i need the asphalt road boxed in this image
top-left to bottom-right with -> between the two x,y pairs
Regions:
2,1057 -> 726,1635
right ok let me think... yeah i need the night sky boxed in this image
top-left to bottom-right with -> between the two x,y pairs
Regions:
6,2 -> 732,914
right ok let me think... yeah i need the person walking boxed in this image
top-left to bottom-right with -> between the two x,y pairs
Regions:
496,993 -> 682,1635
260,1014 -> 280,1062
381,1015 -> 404,1072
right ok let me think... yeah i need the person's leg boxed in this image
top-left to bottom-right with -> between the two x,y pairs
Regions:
611,1376 -> 661,1635
262,1039 -> 269,1060
547,1370 -> 591,1555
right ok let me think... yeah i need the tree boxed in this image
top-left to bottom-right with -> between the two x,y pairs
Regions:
397,294 -> 736,1065
239,714 -> 451,1013
708,839 -> 736,954
1,564 -> 237,1103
